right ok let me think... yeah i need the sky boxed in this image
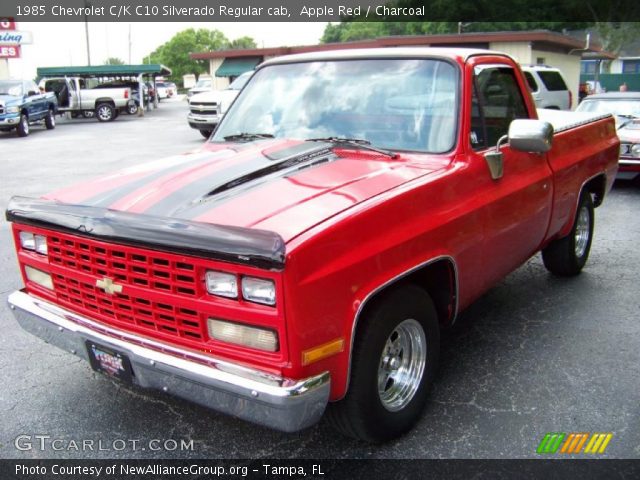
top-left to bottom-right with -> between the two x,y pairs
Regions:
7,22 -> 329,79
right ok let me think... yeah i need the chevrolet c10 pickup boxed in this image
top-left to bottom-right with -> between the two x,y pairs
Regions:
6,48 -> 619,442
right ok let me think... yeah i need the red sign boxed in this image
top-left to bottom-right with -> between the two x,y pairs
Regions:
0,18 -> 16,30
0,45 -> 20,58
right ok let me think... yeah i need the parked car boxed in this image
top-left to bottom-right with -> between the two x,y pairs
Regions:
40,77 -> 134,122
0,79 -> 58,137
187,78 -> 212,99
521,65 -> 572,110
576,91 -> 640,179
93,80 -> 148,114
155,81 -> 173,99
8,48 -> 619,442
165,82 -> 177,97
187,71 -> 252,138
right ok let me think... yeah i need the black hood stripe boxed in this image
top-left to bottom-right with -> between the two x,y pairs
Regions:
142,143 -> 333,218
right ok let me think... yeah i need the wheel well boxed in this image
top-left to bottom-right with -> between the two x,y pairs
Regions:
21,108 -> 28,117
583,174 -> 607,207
95,99 -> 115,108
357,258 -> 457,331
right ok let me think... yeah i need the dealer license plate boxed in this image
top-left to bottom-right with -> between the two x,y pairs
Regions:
86,341 -> 133,383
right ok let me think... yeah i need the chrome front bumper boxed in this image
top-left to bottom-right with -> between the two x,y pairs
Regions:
7,290 -> 330,432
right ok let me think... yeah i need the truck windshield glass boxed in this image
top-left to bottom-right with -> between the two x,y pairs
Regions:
213,59 -> 458,153
0,80 -> 23,96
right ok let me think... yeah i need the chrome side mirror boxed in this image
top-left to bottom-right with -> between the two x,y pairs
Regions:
508,119 -> 553,153
484,119 -> 554,181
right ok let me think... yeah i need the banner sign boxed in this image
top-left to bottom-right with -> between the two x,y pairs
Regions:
0,44 -> 20,57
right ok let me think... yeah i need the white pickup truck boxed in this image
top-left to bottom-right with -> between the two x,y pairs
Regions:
187,71 -> 252,138
40,77 -> 136,122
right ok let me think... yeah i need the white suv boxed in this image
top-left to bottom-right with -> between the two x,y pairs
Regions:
521,65 -> 572,110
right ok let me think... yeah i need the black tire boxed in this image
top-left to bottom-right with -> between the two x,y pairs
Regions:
199,129 -> 213,139
16,114 -> 29,137
95,103 -> 115,122
127,103 -> 138,115
45,109 -> 56,129
542,192 -> 594,276
328,285 -> 440,442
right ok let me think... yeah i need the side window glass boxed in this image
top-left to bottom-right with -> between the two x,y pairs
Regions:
473,65 -> 529,147
523,72 -> 538,92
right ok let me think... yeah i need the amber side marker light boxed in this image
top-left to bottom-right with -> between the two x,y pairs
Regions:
302,338 -> 345,366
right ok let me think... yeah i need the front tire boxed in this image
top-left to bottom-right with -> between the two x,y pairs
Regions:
16,114 -> 29,137
45,109 -> 56,129
95,103 -> 115,122
328,285 -> 439,442
542,192 -> 594,276
200,129 -> 213,138
127,103 -> 138,115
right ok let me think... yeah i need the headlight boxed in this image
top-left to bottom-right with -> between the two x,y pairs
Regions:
242,276 -> 276,306
6,106 -> 19,114
19,232 -> 48,255
632,144 -> 640,158
205,270 -> 238,298
208,318 -> 278,352
24,266 -> 54,290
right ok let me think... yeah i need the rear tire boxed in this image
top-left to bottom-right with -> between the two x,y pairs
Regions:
16,114 -> 29,137
45,109 -> 56,129
95,103 -> 115,122
328,285 -> 439,442
127,103 -> 138,115
200,129 -> 213,138
542,192 -> 594,276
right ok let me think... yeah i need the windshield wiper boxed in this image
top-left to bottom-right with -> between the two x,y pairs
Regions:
306,137 -> 399,159
223,132 -> 274,142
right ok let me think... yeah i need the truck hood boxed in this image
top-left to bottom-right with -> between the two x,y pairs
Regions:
44,139 -> 448,243
0,94 -> 20,105
190,89 -> 239,108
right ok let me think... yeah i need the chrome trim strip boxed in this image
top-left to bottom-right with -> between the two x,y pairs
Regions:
8,290 -> 330,432
344,255 -> 458,397
619,158 -> 640,166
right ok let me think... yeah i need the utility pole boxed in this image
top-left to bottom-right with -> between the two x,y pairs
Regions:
128,24 -> 132,64
84,0 -> 91,65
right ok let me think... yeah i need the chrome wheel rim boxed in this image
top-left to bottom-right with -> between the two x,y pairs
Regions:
22,117 -> 29,134
377,318 -> 427,412
49,111 -> 55,126
574,205 -> 590,258
97,106 -> 112,121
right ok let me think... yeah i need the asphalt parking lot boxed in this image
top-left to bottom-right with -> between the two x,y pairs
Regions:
0,100 -> 639,460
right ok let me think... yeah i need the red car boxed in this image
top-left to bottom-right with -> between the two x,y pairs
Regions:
7,48 -> 619,442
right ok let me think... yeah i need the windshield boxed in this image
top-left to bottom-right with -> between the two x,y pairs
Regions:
212,59 -> 459,153
0,80 -> 23,96
194,79 -> 211,89
577,98 -> 640,118
228,72 -> 252,90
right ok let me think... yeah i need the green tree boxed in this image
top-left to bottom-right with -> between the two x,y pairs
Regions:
104,57 -> 125,65
147,28 -> 253,84
229,36 -> 258,49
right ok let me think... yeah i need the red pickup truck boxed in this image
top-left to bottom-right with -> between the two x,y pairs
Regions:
7,48 -> 619,442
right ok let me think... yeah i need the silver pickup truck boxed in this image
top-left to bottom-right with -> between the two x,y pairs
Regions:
40,77 -> 136,122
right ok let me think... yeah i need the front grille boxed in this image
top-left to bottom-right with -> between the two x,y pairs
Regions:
47,232 -> 207,346
190,102 -> 218,115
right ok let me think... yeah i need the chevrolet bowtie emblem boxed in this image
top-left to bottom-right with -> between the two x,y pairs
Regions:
96,277 -> 123,295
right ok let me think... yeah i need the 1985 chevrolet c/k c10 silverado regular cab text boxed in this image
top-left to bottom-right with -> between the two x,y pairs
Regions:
7,49 -> 619,442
